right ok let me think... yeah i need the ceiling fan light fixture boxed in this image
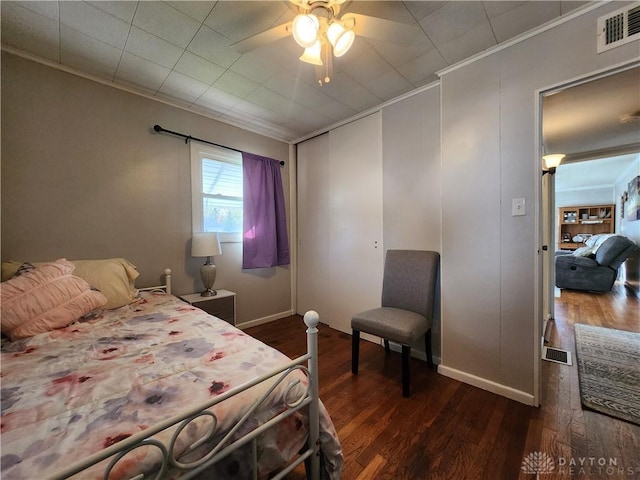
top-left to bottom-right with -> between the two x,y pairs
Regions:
292,14 -> 319,48
327,22 -> 355,57
299,40 -> 323,65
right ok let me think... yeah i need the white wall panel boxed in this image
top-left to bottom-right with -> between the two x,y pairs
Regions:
382,86 -> 442,356
328,113 -> 384,333
441,56 -> 502,380
382,87 -> 441,251
296,113 -> 383,334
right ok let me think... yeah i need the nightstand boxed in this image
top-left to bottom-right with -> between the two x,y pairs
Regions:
179,290 -> 236,326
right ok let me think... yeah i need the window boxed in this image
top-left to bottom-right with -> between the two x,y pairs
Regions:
191,142 -> 242,242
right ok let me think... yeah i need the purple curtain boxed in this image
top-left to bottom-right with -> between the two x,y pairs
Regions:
242,152 -> 290,269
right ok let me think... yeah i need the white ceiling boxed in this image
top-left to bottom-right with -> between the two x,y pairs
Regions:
1,0 -> 590,141
555,153 -> 639,192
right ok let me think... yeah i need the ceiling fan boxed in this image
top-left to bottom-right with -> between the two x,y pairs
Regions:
231,0 -> 419,86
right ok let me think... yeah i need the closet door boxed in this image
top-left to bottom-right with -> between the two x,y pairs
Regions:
297,133 -> 331,320
297,113 -> 383,334
328,113 -> 383,334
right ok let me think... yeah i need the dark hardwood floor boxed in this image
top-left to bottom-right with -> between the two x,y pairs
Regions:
245,282 -> 640,479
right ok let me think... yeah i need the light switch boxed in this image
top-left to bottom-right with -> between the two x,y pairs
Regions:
512,198 -> 526,216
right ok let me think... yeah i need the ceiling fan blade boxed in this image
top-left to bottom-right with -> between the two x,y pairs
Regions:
343,13 -> 419,46
231,22 -> 292,54
287,0 -> 307,12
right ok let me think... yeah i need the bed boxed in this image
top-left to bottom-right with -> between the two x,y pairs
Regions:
0,258 -> 343,479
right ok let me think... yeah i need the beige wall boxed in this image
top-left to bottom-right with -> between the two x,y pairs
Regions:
1,52 -> 292,325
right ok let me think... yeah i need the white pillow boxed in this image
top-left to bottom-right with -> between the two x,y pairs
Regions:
586,234 -> 615,253
71,259 -> 139,309
572,246 -> 595,257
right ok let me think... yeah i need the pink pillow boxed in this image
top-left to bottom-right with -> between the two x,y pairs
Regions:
0,259 -> 107,341
2,258 -> 139,309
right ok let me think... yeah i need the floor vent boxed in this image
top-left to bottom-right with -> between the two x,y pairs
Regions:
542,346 -> 572,366
597,2 -> 640,53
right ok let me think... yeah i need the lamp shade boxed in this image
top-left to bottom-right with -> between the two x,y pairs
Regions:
327,22 -> 355,57
543,154 -> 565,170
191,232 -> 222,258
299,40 -> 323,65
292,14 -> 319,48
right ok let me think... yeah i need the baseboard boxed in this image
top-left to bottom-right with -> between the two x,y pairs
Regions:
236,310 -> 295,330
437,364 -> 535,406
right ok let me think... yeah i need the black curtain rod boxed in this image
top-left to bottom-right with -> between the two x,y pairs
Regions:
153,125 -> 285,166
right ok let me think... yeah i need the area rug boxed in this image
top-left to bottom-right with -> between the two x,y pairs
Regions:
574,323 -> 640,426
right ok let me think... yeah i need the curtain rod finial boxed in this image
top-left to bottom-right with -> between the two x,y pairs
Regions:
153,124 -> 162,132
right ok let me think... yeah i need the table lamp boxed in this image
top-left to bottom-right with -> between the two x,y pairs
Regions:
191,232 -> 222,296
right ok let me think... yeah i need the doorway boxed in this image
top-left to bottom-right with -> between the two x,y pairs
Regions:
539,63 -> 640,363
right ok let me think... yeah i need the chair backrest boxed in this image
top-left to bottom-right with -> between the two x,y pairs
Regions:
595,235 -> 639,270
381,250 -> 440,319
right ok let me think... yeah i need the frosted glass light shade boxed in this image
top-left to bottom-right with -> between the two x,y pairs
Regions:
299,40 -> 323,65
543,154 -> 565,170
192,232 -> 222,257
292,14 -> 319,48
327,22 -> 354,57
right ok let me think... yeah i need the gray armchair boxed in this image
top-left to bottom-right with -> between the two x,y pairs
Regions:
351,250 -> 439,397
555,235 -> 639,292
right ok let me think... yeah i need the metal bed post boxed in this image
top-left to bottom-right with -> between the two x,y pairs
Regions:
164,268 -> 172,295
304,311 -> 320,480
136,268 -> 172,295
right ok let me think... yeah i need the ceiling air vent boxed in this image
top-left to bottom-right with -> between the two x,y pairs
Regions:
597,2 -> 640,53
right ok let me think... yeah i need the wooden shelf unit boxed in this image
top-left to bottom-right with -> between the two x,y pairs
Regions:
557,204 -> 615,250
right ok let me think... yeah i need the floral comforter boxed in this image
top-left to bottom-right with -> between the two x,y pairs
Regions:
1,292 -> 343,479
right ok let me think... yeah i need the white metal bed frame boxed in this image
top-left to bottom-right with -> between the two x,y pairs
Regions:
52,269 -> 322,480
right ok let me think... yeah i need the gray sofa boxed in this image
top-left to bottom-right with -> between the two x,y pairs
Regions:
555,234 -> 639,292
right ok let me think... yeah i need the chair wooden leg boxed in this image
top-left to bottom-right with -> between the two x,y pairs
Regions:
352,330 -> 360,375
402,345 -> 411,397
425,329 -> 434,369
384,339 -> 390,353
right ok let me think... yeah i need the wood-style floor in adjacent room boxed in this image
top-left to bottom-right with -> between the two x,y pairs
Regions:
245,282 -> 640,480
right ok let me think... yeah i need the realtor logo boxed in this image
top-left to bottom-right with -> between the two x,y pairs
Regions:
521,451 -> 555,477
